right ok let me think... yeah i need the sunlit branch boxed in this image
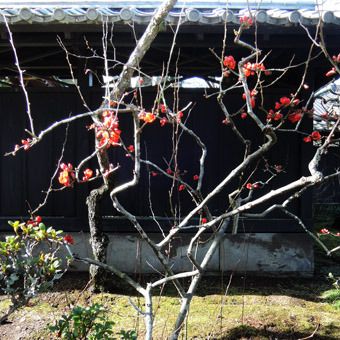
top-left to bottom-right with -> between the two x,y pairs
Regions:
32,121 -> 70,215
111,196 -> 186,299
73,255 -> 146,295
1,12 -> 35,137
157,129 -> 277,248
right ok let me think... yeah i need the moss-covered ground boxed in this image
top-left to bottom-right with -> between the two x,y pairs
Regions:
1,271 -> 340,339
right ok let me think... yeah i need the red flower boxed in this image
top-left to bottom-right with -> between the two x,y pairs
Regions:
96,112 -> 121,149
239,16 -> 252,26
243,62 -> 264,76
159,104 -> 167,113
152,172 -> 157,177
60,163 -> 69,171
320,228 -> 330,235
246,183 -> 252,189
223,55 -> 236,70
241,112 -> 247,119
179,184 -> 185,191
193,175 -> 199,180
128,145 -> 135,153
177,111 -> 183,123
64,235 -> 74,245
160,117 -> 167,126
250,97 -> 255,108
83,169 -> 93,179
288,112 -> 302,123
275,102 -> 281,110
82,168 -> 93,182
250,89 -> 258,96
140,112 -> 156,123
267,110 -> 275,119
166,169 -> 172,175
311,131 -> 321,140
326,68 -> 336,77
274,112 -> 283,120
239,16 -> 247,23
244,68 -> 251,77
59,170 -> 70,186
35,216 -> 42,223
202,218 -> 207,224
303,136 -> 312,143
280,97 -> 291,106
332,53 -> 340,62
21,139 -> 30,150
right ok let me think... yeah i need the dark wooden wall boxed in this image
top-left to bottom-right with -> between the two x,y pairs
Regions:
0,87 -> 314,232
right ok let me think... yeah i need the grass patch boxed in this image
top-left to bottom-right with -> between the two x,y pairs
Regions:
0,275 -> 340,340
322,289 -> 340,310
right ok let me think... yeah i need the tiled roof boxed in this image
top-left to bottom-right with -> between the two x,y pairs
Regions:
0,1 -> 339,26
314,79 -> 340,131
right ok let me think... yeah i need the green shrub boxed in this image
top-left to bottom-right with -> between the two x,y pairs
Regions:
322,273 -> 340,309
0,218 -> 71,323
47,303 -> 137,340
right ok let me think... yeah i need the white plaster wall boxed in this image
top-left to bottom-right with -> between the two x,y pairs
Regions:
19,231 -> 313,277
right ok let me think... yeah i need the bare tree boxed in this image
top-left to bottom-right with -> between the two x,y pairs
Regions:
3,1 -> 340,339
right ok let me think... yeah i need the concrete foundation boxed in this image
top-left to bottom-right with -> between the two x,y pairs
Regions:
36,232 -> 314,277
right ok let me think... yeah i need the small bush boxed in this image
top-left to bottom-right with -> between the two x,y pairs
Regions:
47,303 -> 137,340
322,273 -> 340,309
0,218 -> 72,323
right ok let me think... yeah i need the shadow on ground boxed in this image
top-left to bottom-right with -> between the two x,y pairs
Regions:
213,324 -> 340,340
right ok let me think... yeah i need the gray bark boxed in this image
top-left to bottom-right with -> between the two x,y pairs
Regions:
87,0 -> 177,290
170,219 -> 230,340
86,184 -> 110,291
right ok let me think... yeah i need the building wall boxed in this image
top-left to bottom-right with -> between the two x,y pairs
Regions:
27,231 -> 313,277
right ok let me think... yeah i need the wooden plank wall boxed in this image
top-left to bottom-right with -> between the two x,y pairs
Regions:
0,87 -> 313,232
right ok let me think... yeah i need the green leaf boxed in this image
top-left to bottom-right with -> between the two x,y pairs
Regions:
10,273 -> 19,282
46,226 -> 53,233
39,223 -> 46,231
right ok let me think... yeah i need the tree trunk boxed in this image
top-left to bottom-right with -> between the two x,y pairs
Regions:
144,284 -> 153,340
170,219 -> 230,340
86,183 -> 110,291
86,0 -> 177,291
